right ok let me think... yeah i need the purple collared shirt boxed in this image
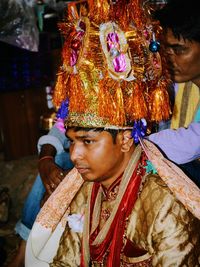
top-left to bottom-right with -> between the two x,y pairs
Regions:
147,122 -> 200,164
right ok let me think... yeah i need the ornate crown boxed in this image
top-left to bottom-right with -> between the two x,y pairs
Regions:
53,0 -> 171,129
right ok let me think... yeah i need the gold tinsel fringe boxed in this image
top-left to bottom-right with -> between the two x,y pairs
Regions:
149,83 -> 171,121
114,85 -> 126,126
110,1 -> 130,30
62,41 -> 72,68
68,74 -> 86,113
98,78 -> 116,121
125,82 -> 148,121
129,0 -> 144,29
98,78 -> 125,126
88,0 -> 110,24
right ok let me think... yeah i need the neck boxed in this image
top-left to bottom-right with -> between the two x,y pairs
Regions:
101,148 -> 135,189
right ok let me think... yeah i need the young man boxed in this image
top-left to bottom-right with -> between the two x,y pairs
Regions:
50,127 -> 200,266
148,0 -> 200,165
25,1 -> 200,266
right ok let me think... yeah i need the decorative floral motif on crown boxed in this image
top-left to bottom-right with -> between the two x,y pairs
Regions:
100,22 -> 135,81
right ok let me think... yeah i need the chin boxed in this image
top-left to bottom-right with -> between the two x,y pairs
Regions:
81,174 -> 95,182
174,75 -> 188,83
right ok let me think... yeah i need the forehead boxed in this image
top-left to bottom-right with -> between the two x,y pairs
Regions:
165,29 -> 187,46
66,128 -> 107,138
164,29 -> 200,51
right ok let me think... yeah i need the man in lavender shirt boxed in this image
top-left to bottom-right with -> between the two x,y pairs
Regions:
149,122 -> 200,164
148,0 -> 200,183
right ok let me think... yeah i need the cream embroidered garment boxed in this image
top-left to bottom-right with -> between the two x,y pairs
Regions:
52,174 -> 200,267
25,141 -> 200,267
25,168 -> 84,267
143,139 -> 200,220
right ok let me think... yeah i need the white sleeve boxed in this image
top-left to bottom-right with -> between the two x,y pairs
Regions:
37,124 -> 69,155
37,135 -> 64,155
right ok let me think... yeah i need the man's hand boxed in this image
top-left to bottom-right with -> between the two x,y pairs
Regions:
38,158 -> 66,195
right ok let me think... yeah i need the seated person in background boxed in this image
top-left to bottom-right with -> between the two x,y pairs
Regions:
7,123 -> 73,267
169,81 -> 200,185
157,81 -> 200,186
26,1 -> 200,266
148,0 -> 200,181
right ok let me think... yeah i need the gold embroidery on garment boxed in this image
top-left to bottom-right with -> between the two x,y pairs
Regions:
51,173 -> 200,267
100,183 -> 120,226
100,208 -> 111,222
121,254 -> 153,266
36,168 -> 84,230
142,139 -> 200,220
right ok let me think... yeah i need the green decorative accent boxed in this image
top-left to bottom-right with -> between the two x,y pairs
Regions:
145,160 -> 157,174
194,106 -> 200,122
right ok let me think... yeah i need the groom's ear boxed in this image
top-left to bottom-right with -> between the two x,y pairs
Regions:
121,130 -> 133,152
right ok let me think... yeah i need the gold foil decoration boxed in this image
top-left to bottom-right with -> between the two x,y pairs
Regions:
67,2 -> 79,21
114,85 -> 126,126
53,0 -> 172,129
130,0 -> 144,29
98,78 -> 126,126
110,1 -> 131,30
98,77 -> 117,122
53,72 -> 68,108
68,74 -> 86,113
125,82 -> 148,120
149,82 -> 171,121
62,41 -> 72,69
88,0 -> 110,24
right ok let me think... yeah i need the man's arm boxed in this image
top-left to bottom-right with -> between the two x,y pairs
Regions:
148,122 -> 200,164
37,124 -> 72,196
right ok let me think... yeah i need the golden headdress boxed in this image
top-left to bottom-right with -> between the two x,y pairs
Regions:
53,0 -> 171,129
